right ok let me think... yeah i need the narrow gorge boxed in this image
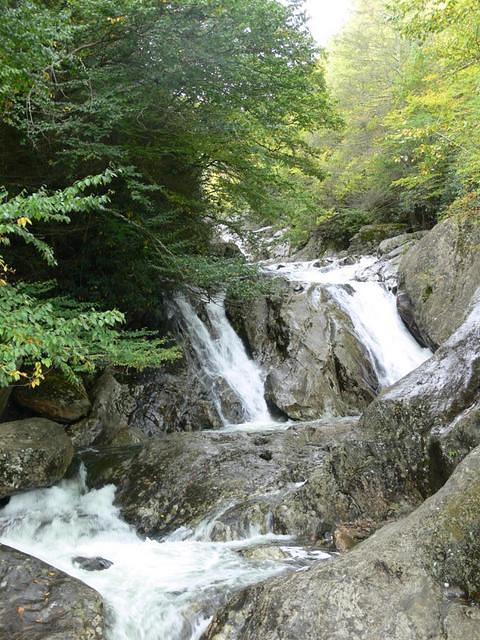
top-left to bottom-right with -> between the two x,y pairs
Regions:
2,215 -> 479,640
1,1 -> 480,638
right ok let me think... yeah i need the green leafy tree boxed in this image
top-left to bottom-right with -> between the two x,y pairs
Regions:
0,173 -> 179,388
1,0 -> 334,313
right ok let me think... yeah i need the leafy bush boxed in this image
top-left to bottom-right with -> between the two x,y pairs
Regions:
0,173 -> 179,388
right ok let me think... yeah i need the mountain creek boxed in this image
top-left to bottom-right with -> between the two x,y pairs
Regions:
1,216 -> 480,640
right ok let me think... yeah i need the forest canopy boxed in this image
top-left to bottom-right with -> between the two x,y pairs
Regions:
0,0 -> 331,386
1,0 -> 479,387
294,0 -> 480,245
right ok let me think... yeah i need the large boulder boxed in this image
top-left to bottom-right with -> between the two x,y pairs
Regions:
228,280 -> 378,420
13,372 -> 91,423
0,418 -> 74,498
83,419 -> 421,541
0,544 -> 104,639
361,291 -> 480,495
204,444 -> 480,640
398,214 -> 480,349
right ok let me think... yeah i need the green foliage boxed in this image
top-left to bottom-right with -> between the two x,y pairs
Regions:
0,283 -> 179,388
296,0 -> 480,245
0,177 -> 179,388
0,0 -> 334,314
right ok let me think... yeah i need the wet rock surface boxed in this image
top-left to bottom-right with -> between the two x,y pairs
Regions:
204,445 -> 480,640
227,281 -> 378,420
0,418 -> 74,498
83,418 -> 421,541
362,292 -> 480,494
73,556 -> 113,571
0,544 -> 104,639
398,214 -> 480,349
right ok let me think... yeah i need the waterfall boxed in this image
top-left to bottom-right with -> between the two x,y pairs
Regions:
327,281 -> 430,387
0,256 -> 434,640
175,295 -> 272,425
267,257 -> 431,388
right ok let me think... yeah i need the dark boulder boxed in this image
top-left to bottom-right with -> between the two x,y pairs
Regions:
69,363 -> 225,448
0,544 -> 104,639
0,418 -> 74,498
72,556 -> 113,572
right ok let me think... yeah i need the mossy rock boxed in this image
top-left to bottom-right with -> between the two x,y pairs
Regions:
349,223 -> 408,253
13,371 -> 91,423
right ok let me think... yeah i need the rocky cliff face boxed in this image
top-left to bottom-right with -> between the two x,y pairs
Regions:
362,291 -> 480,494
398,214 -> 480,349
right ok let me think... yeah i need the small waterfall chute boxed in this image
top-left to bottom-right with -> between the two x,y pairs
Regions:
175,295 -> 272,426
267,257 -> 432,388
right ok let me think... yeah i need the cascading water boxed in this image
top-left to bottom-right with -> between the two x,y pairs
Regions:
0,254 -> 433,640
266,257 -> 431,387
0,467 -> 319,640
175,295 -> 272,426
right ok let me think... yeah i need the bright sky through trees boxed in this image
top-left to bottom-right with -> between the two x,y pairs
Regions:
304,0 -> 353,44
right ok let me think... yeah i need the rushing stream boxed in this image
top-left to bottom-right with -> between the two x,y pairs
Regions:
0,467 -> 317,640
0,255 -> 432,639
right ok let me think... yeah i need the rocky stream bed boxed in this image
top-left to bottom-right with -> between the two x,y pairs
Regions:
0,215 -> 479,640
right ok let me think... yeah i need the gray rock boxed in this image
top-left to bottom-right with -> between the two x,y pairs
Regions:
377,231 -> 427,257
72,556 -> 113,571
362,292 -> 480,495
398,214 -> 480,348
0,544 -> 104,639
348,223 -> 408,254
357,231 -> 428,293
228,280 -> 378,420
83,419 -> 421,541
69,363 -> 225,449
68,370 -> 136,448
13,372 -> 91,423
0,418 -> 74,498
204,445 -> 480,640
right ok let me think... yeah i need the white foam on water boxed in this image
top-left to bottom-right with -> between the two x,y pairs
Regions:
176,295 -> 272,425
0,471 -> 296,640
